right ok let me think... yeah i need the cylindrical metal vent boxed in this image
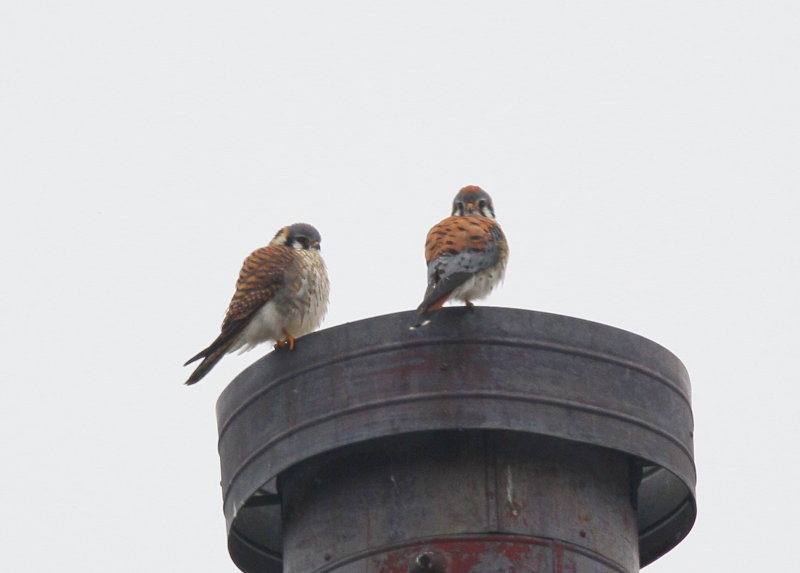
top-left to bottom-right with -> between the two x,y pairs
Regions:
216,307 -> 696,572
281,432 -> 639,572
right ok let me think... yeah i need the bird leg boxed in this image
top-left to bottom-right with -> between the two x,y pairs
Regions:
274,330 -> 296,351
465,300 -> 475,308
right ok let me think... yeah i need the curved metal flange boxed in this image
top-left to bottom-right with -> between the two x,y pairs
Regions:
216,307 -> 696,571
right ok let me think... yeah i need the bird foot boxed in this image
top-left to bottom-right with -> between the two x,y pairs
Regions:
465,300 -> 475,308
274,331 -> 296,351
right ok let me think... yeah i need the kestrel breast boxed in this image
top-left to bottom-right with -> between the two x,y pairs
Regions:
286,250 -> 329,336
224,246 -> 329,353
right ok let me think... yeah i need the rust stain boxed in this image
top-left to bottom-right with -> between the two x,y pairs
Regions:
375,536 -> 554,573
553,540 -> 564,573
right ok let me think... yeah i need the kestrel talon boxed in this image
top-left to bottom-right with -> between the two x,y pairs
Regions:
184,223 -> 330,385
415,186 -> 508,320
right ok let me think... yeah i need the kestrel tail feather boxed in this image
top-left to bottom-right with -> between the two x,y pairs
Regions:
416,271 -> 474,314
410,295 -> 450,329
184,343 -> 231,386
184,319 -> 248,385
183,348 -> 207,367
416,295 -> 448,314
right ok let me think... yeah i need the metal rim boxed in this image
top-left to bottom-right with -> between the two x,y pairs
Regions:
216,307 -> 696,571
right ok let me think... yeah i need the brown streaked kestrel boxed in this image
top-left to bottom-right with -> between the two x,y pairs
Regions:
415,186 -> 508,321
184,223 -> 330,385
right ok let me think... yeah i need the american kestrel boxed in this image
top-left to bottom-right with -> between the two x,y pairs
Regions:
415,186 -> 508,320
184,223 -> 330,385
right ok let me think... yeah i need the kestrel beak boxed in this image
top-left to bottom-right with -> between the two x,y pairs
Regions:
465,202 -> 478,215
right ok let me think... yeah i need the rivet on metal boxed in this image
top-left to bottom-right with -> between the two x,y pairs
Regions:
410,551 -> 445,572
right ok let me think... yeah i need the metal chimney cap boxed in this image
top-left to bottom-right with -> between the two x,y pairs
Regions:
216,307 -> 696,571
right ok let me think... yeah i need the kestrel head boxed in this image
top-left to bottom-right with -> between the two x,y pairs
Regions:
451,185 -> 496,219
270,223 -> 323,250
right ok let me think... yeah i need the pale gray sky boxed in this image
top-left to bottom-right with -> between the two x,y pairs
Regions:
2,2 -> 798,571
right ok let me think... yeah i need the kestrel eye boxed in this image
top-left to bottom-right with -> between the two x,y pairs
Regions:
478,200 -> 487,208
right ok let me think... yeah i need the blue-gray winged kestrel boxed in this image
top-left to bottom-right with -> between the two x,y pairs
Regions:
184,223 -> 329,385
416,186 -> 508,320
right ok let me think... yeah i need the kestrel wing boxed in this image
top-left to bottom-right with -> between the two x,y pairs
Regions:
183,245 -> 291,384
417,216 -> 505,312
222,245 -> 291,328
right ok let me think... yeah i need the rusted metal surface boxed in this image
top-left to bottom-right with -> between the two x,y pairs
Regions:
280,432 -> 638,573
376,537 -> 626,573
215,307 -> 696,572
